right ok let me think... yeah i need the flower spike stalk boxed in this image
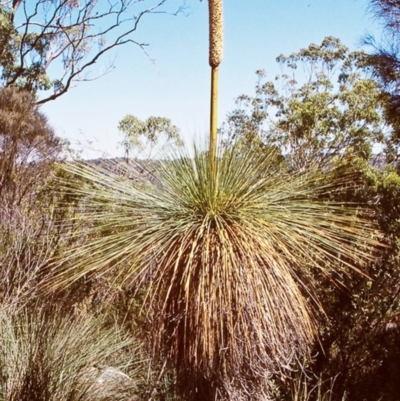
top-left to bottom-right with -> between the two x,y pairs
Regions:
208,0 -> 223,177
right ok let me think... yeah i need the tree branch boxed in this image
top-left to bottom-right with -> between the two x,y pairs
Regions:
0,0 -> 186,103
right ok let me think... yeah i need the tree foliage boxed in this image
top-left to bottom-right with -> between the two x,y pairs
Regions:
0,86 -> 70,309
277,161 -> 400,401
118,114 -> 182,159
0,0 -> 182,104
363,0 -> 400,158
222,37 -> 388,166
0,87 -> 63,205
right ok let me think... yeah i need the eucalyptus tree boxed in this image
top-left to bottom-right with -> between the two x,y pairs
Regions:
0,86 -> 69,310
222,37 -> 387,166
0,0 -> 183,104
363,0 -> 400,158
0,87 -> 62,204
118,114 -> 182,160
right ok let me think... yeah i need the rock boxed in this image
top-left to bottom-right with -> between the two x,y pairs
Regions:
78,365 -> 140,401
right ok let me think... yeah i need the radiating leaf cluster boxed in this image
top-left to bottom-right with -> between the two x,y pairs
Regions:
51,144 -> 380,400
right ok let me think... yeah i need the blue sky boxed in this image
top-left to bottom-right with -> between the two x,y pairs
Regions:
41,0 -> 380,159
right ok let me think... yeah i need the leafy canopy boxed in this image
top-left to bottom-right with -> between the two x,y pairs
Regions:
222,37 -> 386,166
118,114 -> 182,159
362,0 -> 400,159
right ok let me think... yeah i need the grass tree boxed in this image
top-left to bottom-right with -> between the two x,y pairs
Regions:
50,145 -> 380,400
48,1 -> 381,400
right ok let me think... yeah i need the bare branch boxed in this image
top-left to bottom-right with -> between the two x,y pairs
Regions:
0,0 -> 187,103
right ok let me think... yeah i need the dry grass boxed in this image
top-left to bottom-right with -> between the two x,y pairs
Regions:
0,306 -> 141,401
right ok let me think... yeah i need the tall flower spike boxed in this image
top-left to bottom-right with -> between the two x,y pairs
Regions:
208,0 -> 223,68
208,0 -> 223,176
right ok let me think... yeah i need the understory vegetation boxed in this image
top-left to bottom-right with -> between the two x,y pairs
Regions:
1,0 -> 400,400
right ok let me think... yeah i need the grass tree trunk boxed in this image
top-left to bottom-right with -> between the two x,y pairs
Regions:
208,0 -> 223,177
